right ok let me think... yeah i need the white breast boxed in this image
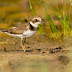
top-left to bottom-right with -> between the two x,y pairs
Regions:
23,29 -> 36,38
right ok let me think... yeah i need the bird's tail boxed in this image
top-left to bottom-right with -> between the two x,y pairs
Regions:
0,29 -> 8,33
0,29 -> 22,38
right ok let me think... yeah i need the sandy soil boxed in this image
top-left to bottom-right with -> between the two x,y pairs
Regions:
0,34 -> 72,72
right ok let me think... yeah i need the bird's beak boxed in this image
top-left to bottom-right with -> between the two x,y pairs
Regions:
41,21 -> 45,23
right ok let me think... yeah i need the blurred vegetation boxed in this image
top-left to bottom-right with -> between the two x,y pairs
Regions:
0,0 -> 72,38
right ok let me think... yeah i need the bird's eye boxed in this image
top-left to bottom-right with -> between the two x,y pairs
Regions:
35,19 -> 38,22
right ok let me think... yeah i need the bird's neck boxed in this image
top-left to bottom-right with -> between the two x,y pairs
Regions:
29,21 -> 38,28
29,22 -> 38,31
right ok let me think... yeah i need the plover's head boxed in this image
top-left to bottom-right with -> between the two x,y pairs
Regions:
30,17 -> 43,27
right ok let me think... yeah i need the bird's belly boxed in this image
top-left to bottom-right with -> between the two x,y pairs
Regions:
23,30 -> 36,38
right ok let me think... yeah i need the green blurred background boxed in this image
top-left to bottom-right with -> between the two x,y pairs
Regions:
0,0 -> 72,38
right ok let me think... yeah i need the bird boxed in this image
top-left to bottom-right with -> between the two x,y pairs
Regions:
0,17 -> 44,52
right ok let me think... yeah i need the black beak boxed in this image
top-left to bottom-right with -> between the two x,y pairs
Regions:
41,21 -> 45,23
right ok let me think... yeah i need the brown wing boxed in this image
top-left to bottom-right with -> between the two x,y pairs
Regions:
0,23 -> 29,34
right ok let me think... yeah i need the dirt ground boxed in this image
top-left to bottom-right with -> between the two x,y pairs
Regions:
0,0 -> 72,72
0,34 -> 72,72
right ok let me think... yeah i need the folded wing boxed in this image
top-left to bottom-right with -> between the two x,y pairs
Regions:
0,23 -> 29,34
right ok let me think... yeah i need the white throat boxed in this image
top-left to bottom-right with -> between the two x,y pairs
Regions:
30,21 -> 38,28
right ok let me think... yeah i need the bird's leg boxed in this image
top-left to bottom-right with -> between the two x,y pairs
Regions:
23,38 -> 26,52
21,38 -> 26,52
